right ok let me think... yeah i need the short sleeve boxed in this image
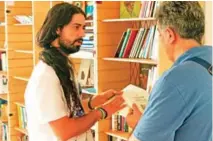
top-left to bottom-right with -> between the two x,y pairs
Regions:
34,66 -> 67,124
133,78 -> 188,141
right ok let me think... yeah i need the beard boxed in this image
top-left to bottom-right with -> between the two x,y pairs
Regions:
58,37 -> 83,55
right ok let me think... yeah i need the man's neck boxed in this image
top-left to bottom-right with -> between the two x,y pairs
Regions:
174,39 -> 201,62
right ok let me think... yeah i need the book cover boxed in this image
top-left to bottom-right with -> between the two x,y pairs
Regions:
114,31 -> 127,57
122,29 -> 139,58
120,1 -> 141,18
119,84 -> 149,117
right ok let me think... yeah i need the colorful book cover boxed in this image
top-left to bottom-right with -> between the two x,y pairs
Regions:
120,1 -> 141,18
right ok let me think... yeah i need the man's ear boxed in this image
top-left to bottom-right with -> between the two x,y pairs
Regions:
165,27 -> 176,44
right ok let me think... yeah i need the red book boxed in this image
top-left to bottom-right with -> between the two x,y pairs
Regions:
123,29 -> 139,58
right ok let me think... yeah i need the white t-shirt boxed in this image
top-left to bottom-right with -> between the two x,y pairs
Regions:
25,61 -> 93,141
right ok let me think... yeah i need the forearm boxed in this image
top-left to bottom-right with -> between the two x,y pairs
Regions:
49,110 -> 102,141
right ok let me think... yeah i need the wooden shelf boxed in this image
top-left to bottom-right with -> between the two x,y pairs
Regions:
85,20 -> 93,23
15,49 -> 33,54
14,127 -> 28,135
0,93 -> 7,101
13,23 -> 32,26
0,71 -> 7,75
102,17 -> 156,22
13,76 -> 29,82
103,58 -> 157,65
0,118 -> 8,123
14,102 -> 25,107
0,48 -> 6,51
105,130 -> 131,140
69,50 -> 94,59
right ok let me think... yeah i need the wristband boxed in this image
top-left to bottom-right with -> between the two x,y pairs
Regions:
88,96 -> 94,110
96,107 -> 108,120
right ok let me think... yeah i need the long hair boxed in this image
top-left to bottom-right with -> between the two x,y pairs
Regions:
36,2 -> 86,117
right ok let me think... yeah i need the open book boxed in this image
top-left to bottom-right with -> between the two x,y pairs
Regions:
119,84 -> 149,117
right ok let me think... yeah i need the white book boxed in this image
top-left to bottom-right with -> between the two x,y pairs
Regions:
119,84 -> 149,117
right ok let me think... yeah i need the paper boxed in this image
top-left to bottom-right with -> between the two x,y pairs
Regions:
119,84 -> 149,117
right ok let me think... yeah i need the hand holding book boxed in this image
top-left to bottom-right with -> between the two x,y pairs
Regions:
119,84 -> 149,117
126,103 -> 143,129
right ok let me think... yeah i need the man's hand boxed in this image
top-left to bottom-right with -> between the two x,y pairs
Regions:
126,104 -> 142,129
91,89 -> 123,108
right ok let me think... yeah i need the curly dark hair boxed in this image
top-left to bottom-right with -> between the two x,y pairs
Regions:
36,2 -> 86,117
155,1 -> 205,44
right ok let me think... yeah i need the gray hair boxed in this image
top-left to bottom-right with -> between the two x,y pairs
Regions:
155,1 -> 205,44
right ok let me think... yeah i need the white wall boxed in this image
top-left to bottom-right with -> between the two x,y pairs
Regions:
204,1 -> 212,45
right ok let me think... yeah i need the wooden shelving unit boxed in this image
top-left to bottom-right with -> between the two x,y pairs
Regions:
0,118 -> 8,123
14,102 -> 25,108
105,130 -> 130,140
102,17 -> 156,22
0,48 -> 6,51
13,76 -> 29,82
14,127 -> 28,135
103,58 -> 157,65
14,50 -> 33,54
0,93 -> 7,101
0,71 -> 7,75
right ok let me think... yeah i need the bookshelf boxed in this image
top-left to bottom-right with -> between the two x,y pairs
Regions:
96,1 -> 159,141
105,130 -> 130,140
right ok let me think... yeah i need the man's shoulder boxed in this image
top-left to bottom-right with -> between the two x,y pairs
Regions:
32,60 -> 59,82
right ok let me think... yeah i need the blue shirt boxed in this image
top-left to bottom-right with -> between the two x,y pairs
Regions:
133,46 -> 212,141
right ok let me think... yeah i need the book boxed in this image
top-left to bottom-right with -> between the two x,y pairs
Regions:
120,1 -> 141,18
122,29 -> 139,58
119,84 -> 149,116
114,31 -> 127,57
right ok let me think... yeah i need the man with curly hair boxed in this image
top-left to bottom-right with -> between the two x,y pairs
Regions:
127,1 -> 212,141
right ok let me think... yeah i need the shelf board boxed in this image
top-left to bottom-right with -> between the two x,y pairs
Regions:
14,102 -> 25,107
0,93 -> 8,101
13,23 -> 32,26
102,17 -> 156,22
13,76 -> 29,81
85,20 -> 93,23
103,58 -> 157,65
14,127 -> 28,135
0,118 -> 8,123
15,49 -> 33,54
0,48 -> 6,51
105,130 -> 130,140
0,71 -> 7,75
69,50 -> 94,59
